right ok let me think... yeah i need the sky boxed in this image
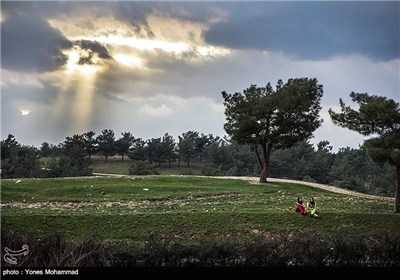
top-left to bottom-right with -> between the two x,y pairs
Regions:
1,1 -> 399,152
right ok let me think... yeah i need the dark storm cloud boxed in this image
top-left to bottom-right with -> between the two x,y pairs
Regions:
115,1 -> 215,23
112,2 -> 220,33
112,1 -> 154,37
1,3 -> 72,72
112,2 -> 235,39
75,40 -> 112,60
1,1 -> 127,72
204,2 -> 400,61
74,40 -> 113,65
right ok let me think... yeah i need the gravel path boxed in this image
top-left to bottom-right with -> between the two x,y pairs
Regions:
218,176 -> 393,200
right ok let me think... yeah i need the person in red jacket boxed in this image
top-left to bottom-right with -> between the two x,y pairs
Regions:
295,196 -> 307,215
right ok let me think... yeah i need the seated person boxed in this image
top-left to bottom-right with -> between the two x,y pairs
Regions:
295,196 -> 307,215
307,196 -> 318,217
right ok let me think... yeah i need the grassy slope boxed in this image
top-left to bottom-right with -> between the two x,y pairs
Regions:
1,176 -> 398,243
90,159 -> 130,175
90,156 -> 203,175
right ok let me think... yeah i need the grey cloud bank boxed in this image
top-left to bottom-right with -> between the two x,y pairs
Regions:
204,2 -> 399,61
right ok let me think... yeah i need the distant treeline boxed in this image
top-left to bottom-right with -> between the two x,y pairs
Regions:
1,130 -> 396,196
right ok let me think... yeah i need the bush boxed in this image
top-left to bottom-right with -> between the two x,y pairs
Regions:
129,161 -> 160,175
1,227 -> 110,267
201,164 -> 221,176
2,227 -> 399,267
302,175 -> 316,183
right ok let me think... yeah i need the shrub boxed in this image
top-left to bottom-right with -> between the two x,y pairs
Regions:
2,227 -> 399,267
201,164 -> 222,176
128,161 -> 160,175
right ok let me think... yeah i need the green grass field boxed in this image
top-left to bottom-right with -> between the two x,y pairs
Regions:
1,176 -> 398,244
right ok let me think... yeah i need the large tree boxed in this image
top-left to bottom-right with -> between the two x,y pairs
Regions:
222,78 -> 323,183
146,137 -> 163,166
128,138 -> 147,162
61,134 -> 92,176
162,133 -> 177,168
115,132 -> 134,161
39,142 -> 52,157
178,131 -> 199,167
64,134 -> 86,159
1,134 -> 41,178
329,92 -> 400,212
82,131 -> 97,160
96,129 -> 116,162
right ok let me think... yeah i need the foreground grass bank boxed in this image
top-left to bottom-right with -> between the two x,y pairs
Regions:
2,226 -> 399,267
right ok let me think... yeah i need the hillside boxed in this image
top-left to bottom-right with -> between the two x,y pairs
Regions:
2,175 -> 400,268
1,176 -> 397,243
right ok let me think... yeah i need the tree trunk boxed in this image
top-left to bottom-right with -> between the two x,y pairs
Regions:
259,142 -> 272,183
254,142 -> 263,172
178,158 -> 181,167
395,164 -> 400,213
105,155 -> 108,162
121,154 -> 124,161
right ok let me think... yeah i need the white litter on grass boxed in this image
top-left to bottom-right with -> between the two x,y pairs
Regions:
16,180 -> 22,184
143,188 -> 149,191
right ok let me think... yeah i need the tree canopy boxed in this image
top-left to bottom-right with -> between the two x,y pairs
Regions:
222,78 -> 323,183
329,92 -> 400,212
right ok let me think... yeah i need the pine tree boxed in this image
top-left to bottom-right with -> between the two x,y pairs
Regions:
329,92 -> 400,212
222,78 -> 323,183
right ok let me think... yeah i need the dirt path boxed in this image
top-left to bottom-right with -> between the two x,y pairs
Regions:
215,176 -> 393,200
93,173 -> 393,201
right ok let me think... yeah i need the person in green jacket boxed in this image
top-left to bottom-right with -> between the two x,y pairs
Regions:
307,196 -> 318,218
